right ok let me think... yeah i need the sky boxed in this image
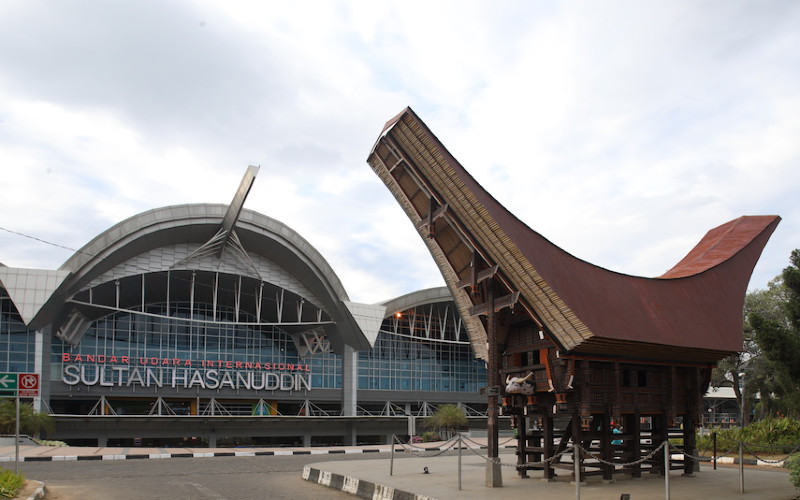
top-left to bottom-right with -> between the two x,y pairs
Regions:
0,0 -> 798,304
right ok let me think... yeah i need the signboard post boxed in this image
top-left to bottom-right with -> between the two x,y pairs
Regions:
0,372 -> 39,474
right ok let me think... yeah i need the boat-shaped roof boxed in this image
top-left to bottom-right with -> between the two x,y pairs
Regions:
368,107 -> 780,363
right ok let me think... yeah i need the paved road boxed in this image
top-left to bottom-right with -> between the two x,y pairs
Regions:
18,453 -> 368,500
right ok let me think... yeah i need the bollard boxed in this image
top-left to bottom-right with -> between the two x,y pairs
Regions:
390,435 -> 395,476
739,440 -> 744,494
712,432 -> 717,470
458,433 -> 462,490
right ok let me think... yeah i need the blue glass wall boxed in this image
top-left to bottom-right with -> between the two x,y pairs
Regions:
50,300 -> 485,394
357,331 -> 487,392
50,302 -> 343,390
0,290 -> 36,373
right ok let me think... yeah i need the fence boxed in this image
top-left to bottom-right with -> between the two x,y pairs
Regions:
389,433 -> 800,500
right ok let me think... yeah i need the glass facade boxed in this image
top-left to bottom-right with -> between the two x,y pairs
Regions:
50,294 -> 485,395
358,302 -> 486,392
358,331 -> 486,392
0,290 -> 36,373
51,302 -> 343,390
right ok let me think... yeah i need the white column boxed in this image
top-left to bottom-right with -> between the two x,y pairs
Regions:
341,345 -> 358,417
33,329 -> 44,412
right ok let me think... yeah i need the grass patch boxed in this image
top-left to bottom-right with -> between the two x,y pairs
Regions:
0,469 -> 24,499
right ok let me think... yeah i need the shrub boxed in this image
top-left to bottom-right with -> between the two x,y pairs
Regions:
0,399 -> 55,436
422,404 -> 468,439
421,431 -> 441,442
787,453 -> 800,491
0,469 -> 25,499
697,427 -> 741,453
745,418 -> 800,452
697,417 -> 800,455
35,439 -> 67,447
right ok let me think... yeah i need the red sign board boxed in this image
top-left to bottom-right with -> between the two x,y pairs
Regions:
18,373 -> 39,397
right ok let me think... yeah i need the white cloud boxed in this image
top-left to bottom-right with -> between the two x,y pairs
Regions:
0,0 -> 798,301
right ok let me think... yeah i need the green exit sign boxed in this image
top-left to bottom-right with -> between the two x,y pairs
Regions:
0,373 -> 18,391
0,373 -> 39,396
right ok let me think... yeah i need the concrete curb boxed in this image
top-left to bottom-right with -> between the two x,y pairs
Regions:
1,448 -> 389,462
24,480 -> 46,500
711,456 -> 785,467
2,446 -> 783,467
302,465 -> 435,500
1,444 -> 506,462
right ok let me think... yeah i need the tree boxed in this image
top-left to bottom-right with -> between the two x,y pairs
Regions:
749,249 -> 800,418
711,276 -> 786,421
423,404 -> 468,439
0,399 -> 55,437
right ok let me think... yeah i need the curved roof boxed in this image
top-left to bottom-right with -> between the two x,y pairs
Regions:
2,203 -> 377,352
368,107 -> 780,363
380,286 -> 453,315
59,204 -> 350,306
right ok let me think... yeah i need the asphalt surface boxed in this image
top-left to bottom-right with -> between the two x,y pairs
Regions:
11,453 -> 360,500
2,441 -> 797,500
308,450 -> 798,500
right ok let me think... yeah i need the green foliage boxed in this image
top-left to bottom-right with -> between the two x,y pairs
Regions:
749,249 -> 800,418
0,399 -> 56,436
787,453 -> 800,491
714,249 -> 800,421
786,249 -> 800,330
697,417 -> 800,454
423,404 -> 468,439
0,469 -> 25,499
420,431 -> 441,442
710,276 -> 788,419
34,439 -> 67,447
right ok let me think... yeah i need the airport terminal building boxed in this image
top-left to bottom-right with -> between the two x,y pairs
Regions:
0,167 -> 488,446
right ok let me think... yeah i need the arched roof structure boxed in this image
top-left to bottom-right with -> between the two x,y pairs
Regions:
368,107 -> 780,364
56,204 -> 350,315
0,171 -> 380,354
380,286 -> 453,315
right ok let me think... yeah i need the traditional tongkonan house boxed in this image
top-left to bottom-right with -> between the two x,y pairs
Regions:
367,107 -> 780,485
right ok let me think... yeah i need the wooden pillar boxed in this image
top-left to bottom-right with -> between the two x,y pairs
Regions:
516,406 -> 528,478
602,412 -> 613,480
612,362 -> 621,418
531,415 -> 543,470
667,366 -> 677,426
542,414 -> 555,480
683,412 -> 696,475
627,411 -> 642,478
683,368 -> 699,476
485,286 -> 502,486
653,413 -> 667,476
686,366 -> 702,475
